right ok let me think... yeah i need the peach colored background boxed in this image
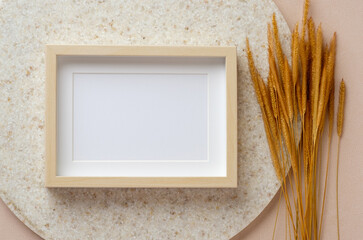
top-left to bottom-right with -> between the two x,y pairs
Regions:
1,0 -> 362,239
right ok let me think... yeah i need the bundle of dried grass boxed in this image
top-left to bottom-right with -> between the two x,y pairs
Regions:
246,0 -> 346,239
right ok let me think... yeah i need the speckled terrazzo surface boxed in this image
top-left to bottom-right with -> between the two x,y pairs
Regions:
0,0 -> 291,239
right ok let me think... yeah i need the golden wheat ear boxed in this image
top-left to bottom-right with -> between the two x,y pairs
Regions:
337,79 -> 345,137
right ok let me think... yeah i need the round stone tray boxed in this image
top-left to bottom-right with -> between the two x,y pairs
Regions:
0,0 -> 290,239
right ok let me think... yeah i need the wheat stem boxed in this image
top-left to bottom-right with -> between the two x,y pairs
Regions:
318,88 -> 335,240
273,190 -> 283,240
336,138 -> 341,240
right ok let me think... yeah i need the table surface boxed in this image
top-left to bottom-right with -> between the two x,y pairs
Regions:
1,0 -> 362,239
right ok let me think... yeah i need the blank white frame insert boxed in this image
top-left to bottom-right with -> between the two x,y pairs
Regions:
73,72 -> 209,162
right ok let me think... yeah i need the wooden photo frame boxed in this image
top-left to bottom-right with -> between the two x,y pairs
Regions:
45,45 -> 237,188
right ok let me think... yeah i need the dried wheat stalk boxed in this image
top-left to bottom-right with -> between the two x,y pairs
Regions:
336,79 -> 345,240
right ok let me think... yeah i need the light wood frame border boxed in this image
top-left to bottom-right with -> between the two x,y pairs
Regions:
45,45 -> 237,188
